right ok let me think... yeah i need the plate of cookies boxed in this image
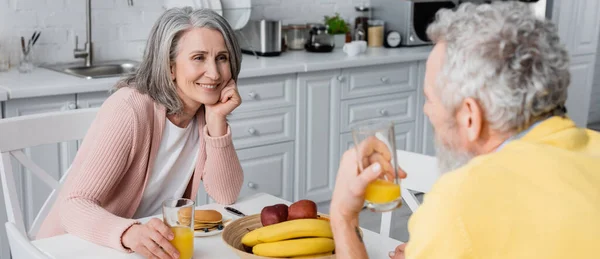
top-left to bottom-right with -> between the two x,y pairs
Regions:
181,209 -> 232,237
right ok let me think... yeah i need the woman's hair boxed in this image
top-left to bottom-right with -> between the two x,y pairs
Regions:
117,7 -> 242,115
427,1 -> 570,132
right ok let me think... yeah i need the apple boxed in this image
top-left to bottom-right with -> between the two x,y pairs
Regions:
287,200 -> 318,220
260,203 -> 289,226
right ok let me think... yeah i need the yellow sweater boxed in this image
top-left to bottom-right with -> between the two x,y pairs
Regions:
406,116 -> 600,259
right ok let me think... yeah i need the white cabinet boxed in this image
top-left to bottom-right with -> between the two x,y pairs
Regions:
76,91 -> 110,109
553,0 -> 600,127
339,122 -> 418,156
295,70 -> 342,203
228,107 -> 295,150
235,74 -> 296,112
237,142 -> 295,201
553,0 -> 600,56
565,55 -> 597,127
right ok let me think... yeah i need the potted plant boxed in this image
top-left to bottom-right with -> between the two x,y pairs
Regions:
324,13 -> 349,48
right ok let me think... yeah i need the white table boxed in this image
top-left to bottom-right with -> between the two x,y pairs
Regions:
32,193 -> 402,258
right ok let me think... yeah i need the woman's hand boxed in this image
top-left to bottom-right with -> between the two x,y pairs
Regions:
121,218 -> 179,259
205,79 -> 241,136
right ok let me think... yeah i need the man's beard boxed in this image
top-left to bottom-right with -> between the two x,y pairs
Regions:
434,125 -> 475,174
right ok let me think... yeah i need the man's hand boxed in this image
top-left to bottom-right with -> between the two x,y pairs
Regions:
389,243 -> 407,259
330,136 -> 407,222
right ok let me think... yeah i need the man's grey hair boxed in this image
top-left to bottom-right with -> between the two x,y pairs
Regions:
116,7 -> 242,115
427,1 -> 570,132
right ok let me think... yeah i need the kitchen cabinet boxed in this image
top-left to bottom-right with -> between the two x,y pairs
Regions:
339,122 -> 418,156
228,107 -> 295,150
76,91 -> 110,109
295,70 -> 342,203
565,54 -> 597,127
235,74 -> 296,112
552,0 -> 600,127
237,142 -> 295,201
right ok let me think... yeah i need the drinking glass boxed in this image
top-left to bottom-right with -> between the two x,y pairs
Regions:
351,118 -> 402,212
162,198 -> 195,259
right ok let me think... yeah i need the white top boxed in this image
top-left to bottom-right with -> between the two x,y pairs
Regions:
133,118 -> 200,218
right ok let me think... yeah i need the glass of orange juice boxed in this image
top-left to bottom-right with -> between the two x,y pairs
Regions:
162,198 -> 195,259
351,118 -> 402,212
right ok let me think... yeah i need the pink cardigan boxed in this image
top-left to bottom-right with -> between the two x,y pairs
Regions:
36,87 -> 244,252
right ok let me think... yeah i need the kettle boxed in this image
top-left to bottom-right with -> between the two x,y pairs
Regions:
305,24 -> 335,53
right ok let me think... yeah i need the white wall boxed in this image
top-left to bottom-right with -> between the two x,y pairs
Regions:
589,31 -> 600,124
0,0 -> 366,66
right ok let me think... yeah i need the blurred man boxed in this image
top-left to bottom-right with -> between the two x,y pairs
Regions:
330,2 -> 600,258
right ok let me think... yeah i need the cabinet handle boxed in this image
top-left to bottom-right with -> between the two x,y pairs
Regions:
379,109 -> 388,116
68,103 -> 77,110
248,91 -> 257,99
247,182 -> 257,189
337,75 -> 344,82
380,77 -> 389,83
247,127 -> 257,135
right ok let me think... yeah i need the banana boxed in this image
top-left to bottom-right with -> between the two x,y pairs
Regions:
252,237 -> 335,257
291,252 -> 334,258
241,219 -> 333,247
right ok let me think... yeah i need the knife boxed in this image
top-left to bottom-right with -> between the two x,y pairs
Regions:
225,206 -> 246,217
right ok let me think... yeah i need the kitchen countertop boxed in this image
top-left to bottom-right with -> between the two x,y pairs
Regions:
0,46 -> 432,100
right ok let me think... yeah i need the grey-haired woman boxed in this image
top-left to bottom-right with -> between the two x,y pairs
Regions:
37,8 -> 244,259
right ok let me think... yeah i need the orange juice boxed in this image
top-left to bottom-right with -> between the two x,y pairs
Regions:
170,226 -> 194,259
365,179 -> 401,204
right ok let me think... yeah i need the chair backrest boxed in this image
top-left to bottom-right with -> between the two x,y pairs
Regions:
0,108 -> 99,240
4,222 -> 52,259
379,150 -> 440,237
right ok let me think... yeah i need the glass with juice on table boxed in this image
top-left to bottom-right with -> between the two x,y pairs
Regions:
163,198 -> 195,259
352,119 -> 402,212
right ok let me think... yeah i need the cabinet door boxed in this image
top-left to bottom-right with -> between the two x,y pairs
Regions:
77,91 -> 110,109
339,122 -> 418,160
553,0 -> 600,56
236,142 -> 295,201
296,70 -> 341,203
414,61 -> 436,156
565,54 -> 597,127
2,95 -> 78,252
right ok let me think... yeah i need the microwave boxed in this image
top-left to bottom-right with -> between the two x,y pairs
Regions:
371,0 -> 551,47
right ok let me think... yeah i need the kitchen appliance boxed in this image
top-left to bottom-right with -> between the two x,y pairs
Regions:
371,0 -> 456,46
305,24 -> 335,52
285,24 -> 307,50
236,19 -> 282,57
353,3 -> 371,41
371,0 -> 552,47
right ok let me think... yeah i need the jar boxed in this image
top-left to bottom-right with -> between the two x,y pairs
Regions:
286,24 -> 307,50
367,19 -> 384,47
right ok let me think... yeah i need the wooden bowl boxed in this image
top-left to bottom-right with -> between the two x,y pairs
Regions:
221,214 -> 336,259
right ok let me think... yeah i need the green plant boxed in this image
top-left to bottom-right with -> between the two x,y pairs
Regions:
324,13 -> 349,35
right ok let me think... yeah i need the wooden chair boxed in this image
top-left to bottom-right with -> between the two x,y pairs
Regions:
378,150 -> 440,237
0,108 -> 99,258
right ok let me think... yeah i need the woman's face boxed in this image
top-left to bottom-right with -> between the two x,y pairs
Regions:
171,27 -> 232,110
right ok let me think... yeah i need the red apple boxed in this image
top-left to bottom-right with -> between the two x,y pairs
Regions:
260,204 -> 289,226
288,200 -> 318,221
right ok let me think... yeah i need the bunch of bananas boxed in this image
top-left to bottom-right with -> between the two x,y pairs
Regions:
241,218 -> 335,258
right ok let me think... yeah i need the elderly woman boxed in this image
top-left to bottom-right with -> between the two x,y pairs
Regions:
36,7 -> 244,259
329,2 -> 600,259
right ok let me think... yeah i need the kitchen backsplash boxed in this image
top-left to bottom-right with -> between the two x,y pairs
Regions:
0,0 -> 369,65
